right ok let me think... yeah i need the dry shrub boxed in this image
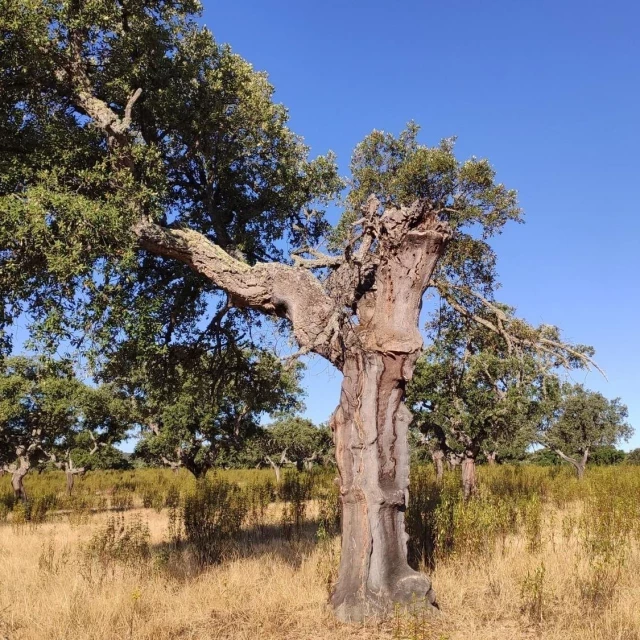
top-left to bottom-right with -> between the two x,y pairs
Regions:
182,476 -> 247,566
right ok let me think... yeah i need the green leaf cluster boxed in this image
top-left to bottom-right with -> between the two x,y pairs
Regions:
0,355 -> 131,467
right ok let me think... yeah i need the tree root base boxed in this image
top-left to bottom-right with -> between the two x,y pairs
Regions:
332,573 -> 437,623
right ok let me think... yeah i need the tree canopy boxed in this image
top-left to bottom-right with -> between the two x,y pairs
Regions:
406,301 -> 581,493
262,416 -> 333,475
537,383 -> 632,477
0,0 -> 341,363
126,343 -> 303,477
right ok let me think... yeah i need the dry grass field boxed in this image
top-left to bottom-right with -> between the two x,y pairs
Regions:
1,466 -> 639,640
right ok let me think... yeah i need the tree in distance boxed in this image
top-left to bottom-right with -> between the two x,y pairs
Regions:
537,384 -> 632,479
125,343 -> 302,479
0,356 -> 131,498
407,303 -> 589,497
261,416 -> 333,481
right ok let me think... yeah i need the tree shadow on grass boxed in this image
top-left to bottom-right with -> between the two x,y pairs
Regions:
150,517 -> 333,581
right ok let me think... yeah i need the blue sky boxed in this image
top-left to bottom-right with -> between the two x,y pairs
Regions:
203,0 -> 640,448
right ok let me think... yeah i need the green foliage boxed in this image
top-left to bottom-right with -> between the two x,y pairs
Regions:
407,305 -> 557,463
0,0 -> 341,359
528,448 -> 563,466
540,384 -> 633,459
0,356 -> 132,471
71,444 -> 132,471
128,345 -> 303,477
626,448 -> 640,465
333,123 -> 521,297
260,416 -> 334,470
587,445 -> 626,466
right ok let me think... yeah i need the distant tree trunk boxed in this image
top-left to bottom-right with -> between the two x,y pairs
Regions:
59,456 -> 86,496
64,467 -> 86,495
303,452 -> 318,471
66,470 -> 75,495
185,463 -> 208,480
555,448 -> 589,479
161,456 -> 181,474
431,449 -> 445,483
266,449 -> 290,483
265,454 -> 282,483
485,451 -> 497,466
330,351 -> 436,622
461,451 -> 478,500
11,455 -> 30,502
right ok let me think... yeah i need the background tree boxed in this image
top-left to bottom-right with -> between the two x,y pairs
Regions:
537,384 -> 632,479
0,356 -> 130,497
261,416 -> 333,481
586,445 -> 626,466
407,305 -> 573,498
0,1 -> 598,620
626,448 -> 640,465
125,344 -> 302,478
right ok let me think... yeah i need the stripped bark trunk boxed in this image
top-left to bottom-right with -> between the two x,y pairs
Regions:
431,449 -> 445,483
11,456 -> 30,502
330,351 -> 436,620
461,452 -> 477,500
329,204 -> 447,621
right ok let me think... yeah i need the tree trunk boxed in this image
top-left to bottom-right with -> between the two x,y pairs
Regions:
554,448 -> 589,480
66,470 -> 75,495
461,453 -> 477,500
485,451 -> 497,466
265,456 -> 282,483
447,451 -> 462,470
431,449 -> 445,484
11,457 -> 29,502
188,466 -> 207,480
330,351 -> 436,622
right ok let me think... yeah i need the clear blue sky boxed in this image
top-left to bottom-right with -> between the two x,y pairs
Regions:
203,0 -> 640,448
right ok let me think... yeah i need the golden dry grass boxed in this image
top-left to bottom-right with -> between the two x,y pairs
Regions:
0,500 -> 639,640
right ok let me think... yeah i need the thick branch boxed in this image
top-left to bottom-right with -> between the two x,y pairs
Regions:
133,218 -> 343,365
